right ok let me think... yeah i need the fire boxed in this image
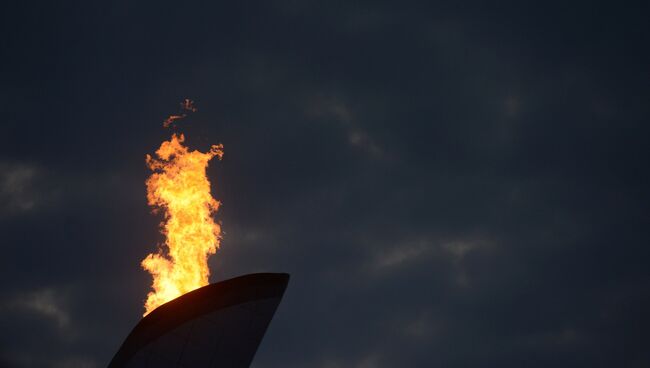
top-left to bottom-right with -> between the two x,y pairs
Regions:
163,99 -> 197,127
141,104 -> 223,315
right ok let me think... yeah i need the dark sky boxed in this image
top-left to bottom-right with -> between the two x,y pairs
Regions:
1,1 -> 649,367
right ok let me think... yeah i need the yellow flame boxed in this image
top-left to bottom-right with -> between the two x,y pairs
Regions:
141,132 -> 224,315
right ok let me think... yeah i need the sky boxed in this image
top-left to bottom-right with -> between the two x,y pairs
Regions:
1,1 -> 649,367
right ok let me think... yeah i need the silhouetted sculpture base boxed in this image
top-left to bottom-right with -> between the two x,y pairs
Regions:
108,273 -> 289,368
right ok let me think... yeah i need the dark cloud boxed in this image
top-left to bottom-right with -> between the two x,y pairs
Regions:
1,0 -> 649,367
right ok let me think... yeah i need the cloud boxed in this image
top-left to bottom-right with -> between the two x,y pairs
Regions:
442,240 -> 480,260
305,96 -> 388,159
0,162 -> 39,215
3,288 -> 73,336
371,239 -> 431,270
2,1 -> 650,367
316,352 -> 384,368
400,310 -> 436,339
368,236 -> 489,276
0,288 -> 97,368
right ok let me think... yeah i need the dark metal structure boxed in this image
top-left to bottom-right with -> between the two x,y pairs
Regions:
108,273 -> 289,368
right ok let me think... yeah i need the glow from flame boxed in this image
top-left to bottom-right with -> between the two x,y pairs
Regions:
141,107 -> 223,315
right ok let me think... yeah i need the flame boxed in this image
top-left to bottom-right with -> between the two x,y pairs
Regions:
141,113 -> 224,315
163,99 -> 198,127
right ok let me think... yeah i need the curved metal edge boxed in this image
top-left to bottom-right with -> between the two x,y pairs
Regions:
108,273 -> 290,368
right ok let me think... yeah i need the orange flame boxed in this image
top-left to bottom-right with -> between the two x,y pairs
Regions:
141,117 -> 224,315
162,99 -> 198,127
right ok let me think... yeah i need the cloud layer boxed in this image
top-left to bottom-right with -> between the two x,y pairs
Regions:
1,1 -> 649,367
